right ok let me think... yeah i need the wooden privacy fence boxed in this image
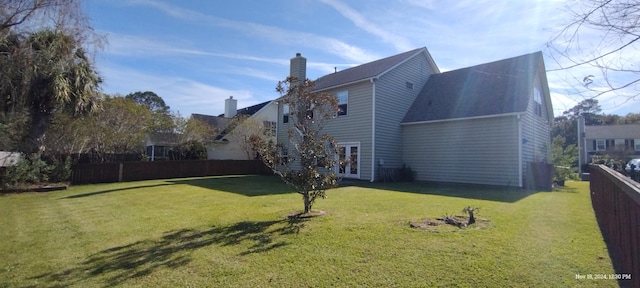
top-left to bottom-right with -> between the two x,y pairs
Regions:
71,160 -> 272,184
590,165 -> 640,282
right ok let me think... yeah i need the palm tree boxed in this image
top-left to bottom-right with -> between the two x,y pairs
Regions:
3,29 -> 101,154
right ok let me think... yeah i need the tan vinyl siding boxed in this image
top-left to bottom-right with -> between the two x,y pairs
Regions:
521,73 -> 552,173
323,82 -> 374,180
275,82 -> 373,179
402,115 -> 521,186
374,53 -> 436,175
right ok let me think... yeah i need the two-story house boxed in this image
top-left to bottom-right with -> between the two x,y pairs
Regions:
193,96 -> 278,160
577,117 -> 640,167
276,48 -> 553,188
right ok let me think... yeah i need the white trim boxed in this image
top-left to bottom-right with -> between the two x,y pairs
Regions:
314,78 -> 372,92
370,78 -> 377,182
401,112 -> 524,126
337,141 -> 361,179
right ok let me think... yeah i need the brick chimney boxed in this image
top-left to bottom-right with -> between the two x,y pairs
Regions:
290,52 -> 306,82
224,96 -> 237,118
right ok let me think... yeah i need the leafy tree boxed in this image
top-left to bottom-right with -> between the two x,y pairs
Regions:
1,0 -> 103,154
125,91 -> 170,113
0,29 -> 101,154
547,0 -> 640,100
551,135 -> 579,184
88,96 -> 151,162
168,140 -> 207,160
552,99 -> 603,148
252,77 -> 340,214
126,91 -> 173,133
44,110 -> 92,157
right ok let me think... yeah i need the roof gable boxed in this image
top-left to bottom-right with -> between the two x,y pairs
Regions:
314,47 -> 437,91
194,100 -> 274,141
216,100 -> 270,117
402,52 -> 543,123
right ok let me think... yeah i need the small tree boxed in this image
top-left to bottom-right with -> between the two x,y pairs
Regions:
551,135 -> 579,185
253,77 -> 340,214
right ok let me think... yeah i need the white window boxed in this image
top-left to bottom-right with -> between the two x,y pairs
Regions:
280,147 -> 289,165
596,139 -> 606,151
282,104 -> 289,123
533,87 -> 542,117
406,81 -> 414,90
337,91 -> 348,116
635,139 -> 640,150
263,121 -> 276,136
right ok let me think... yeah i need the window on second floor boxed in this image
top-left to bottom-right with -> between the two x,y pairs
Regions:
282,104 -> 289,123
533,87 -> 542,117
337,91 -> 348,116
406,81 -> 414,90
263,121 -> 276,136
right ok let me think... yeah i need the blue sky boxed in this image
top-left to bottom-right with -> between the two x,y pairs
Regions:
85,0 -> 639,117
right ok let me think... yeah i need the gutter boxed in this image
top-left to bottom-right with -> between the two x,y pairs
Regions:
401,112 -> 524,126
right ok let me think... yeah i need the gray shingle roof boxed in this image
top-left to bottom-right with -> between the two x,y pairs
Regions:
314,47 -> 427,91
585,124 -> 640,139
193,100 -> 272,141
216,100 -> 271,117
402,52 -> 543,123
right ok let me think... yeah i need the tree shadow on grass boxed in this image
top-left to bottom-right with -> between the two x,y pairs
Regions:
166,175 -> 294,197
29,218 -> 306,287
60,183 -> 174,199
61,175 -> 292,200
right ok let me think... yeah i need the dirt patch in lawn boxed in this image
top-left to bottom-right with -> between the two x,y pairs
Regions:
409,216 -> 494,232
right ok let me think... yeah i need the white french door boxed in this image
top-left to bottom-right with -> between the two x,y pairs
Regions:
337,142 -> 360,179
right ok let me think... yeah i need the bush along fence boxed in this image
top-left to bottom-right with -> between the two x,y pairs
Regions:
589,164 -> 639,285
71,159 -> 272,184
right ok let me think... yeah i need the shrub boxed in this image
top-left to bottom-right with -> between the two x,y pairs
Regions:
0,154 -> 72,189
1,154 -> 50,188
398,164 -> 415,182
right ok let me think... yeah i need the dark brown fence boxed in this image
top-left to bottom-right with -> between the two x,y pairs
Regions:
590,165 -> 640,284
71,160 -> 272,184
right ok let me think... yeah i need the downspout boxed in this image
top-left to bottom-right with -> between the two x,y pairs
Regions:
371,78 -> 377,182
517,114 -> 523,187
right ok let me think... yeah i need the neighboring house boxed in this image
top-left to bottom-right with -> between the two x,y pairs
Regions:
0,151 -> 21,167
276,48 -> 553,188
145,132 -> 180,161
193,96 -> 277,160
577,118 -> 640,166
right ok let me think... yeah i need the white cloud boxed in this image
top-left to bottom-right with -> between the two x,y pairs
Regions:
125,0 -> 379,63
98,63 -> 256,116
317,0 -> 414,52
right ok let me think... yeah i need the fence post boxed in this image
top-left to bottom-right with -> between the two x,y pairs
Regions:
118,162 -> 123,182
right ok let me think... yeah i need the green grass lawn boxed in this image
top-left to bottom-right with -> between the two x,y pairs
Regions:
0,176 -> 617,287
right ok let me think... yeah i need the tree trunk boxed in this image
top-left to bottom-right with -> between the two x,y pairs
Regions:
28,111 -> 50,154
303,192 -> 311,214
467,210 -> 476,225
